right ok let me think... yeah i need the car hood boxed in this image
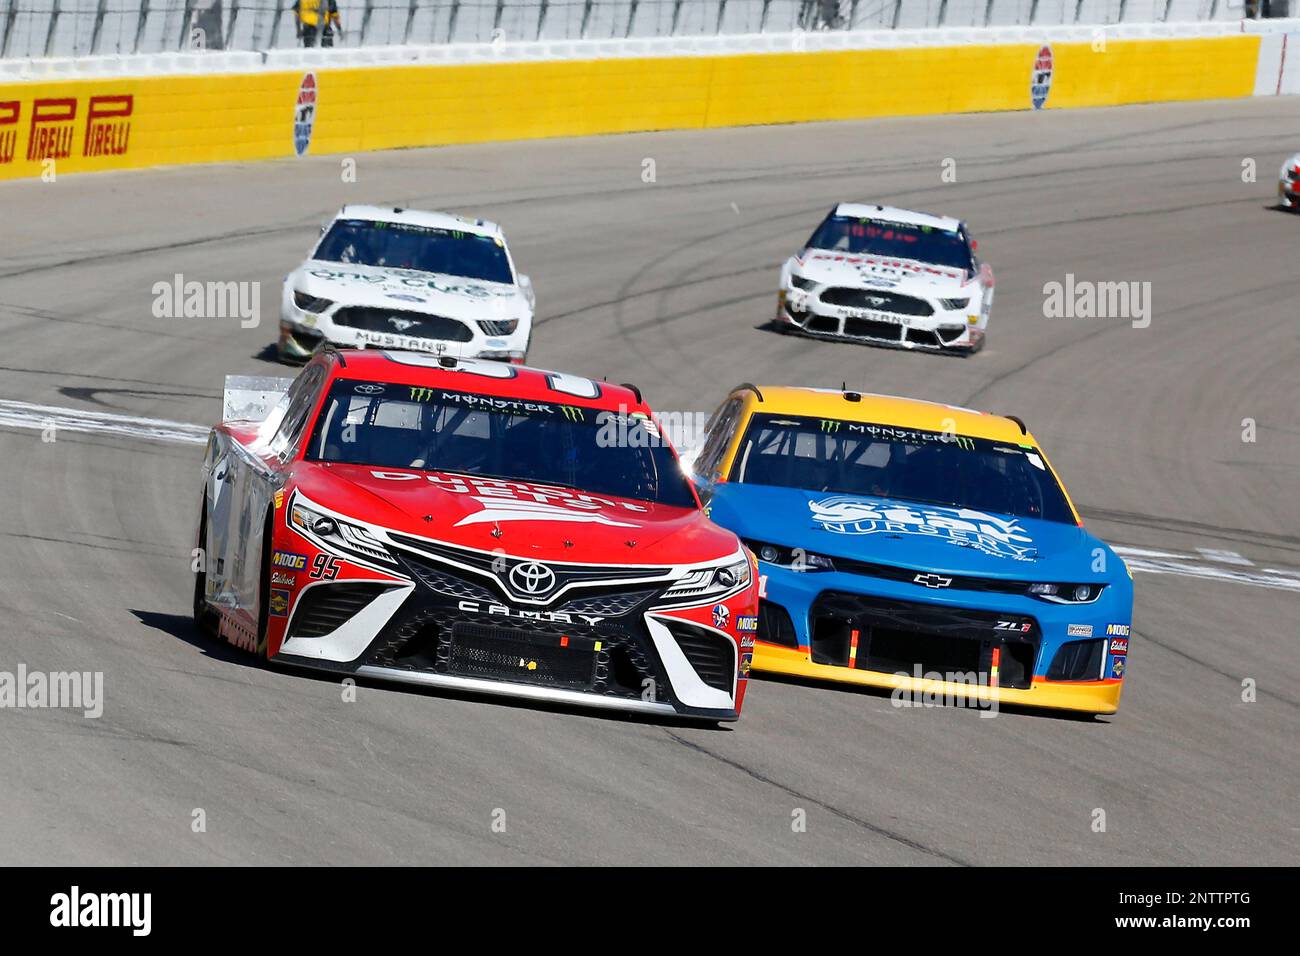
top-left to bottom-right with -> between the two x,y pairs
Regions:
708,483 -> 1104,580
291,261 -> 528,321
292,463 -> 738,565
796,250 -> 973,293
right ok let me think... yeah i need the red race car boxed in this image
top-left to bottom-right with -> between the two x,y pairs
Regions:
195,349 -> 757,721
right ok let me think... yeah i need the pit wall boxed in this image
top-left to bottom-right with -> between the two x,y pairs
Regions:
1,20 -> 1296,182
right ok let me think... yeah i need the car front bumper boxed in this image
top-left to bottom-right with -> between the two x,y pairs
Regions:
269,549 -> 750,722
776,294 -> 982,352
751,561 -> 1128,715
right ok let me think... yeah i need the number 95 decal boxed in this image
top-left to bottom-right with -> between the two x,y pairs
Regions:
310,554 -> 341,580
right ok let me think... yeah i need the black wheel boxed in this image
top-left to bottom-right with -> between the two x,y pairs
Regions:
193,499 -> 217,637
253,509 -> 274,660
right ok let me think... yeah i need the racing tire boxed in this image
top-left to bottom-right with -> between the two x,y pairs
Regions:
253,509 -> 274,660
193,498 -> 218,638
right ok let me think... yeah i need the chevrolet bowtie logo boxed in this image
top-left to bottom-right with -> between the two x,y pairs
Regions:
914,573 -> 953,588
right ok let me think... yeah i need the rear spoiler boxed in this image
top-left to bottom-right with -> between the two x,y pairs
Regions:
223,375 -> 293,424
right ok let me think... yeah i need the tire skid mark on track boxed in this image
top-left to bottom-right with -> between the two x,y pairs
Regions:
1133,622 -> 1300,712
665,730 -> 971,866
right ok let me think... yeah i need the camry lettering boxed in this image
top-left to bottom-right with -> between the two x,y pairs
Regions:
457,600 -> 603,627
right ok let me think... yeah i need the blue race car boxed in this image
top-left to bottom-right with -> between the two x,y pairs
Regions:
687,385 -> 1133,714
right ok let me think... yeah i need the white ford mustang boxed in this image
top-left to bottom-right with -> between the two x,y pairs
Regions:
279,205 -> 535,364
776,203 -> 994,355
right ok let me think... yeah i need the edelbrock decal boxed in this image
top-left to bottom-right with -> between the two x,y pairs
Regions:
808,496 -> 1036,561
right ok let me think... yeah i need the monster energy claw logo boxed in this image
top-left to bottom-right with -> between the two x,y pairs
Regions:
561,406 -> 585,422
409,387 -> 435,401
820,419 -> 841,433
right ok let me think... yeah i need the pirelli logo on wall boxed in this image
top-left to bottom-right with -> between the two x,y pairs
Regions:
0,93 -> 133,166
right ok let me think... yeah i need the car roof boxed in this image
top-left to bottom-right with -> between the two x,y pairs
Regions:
333,205 -> 502,238
323,350 -> 647,413
735,385 -> 1034,445
832,203 -> 962,233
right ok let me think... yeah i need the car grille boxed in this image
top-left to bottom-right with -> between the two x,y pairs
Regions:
844,316 -> 905,341
446,622 -> 599,689
820,288 -> 934,316
809,591 -> 1040,690
1047,639 -> 1106,681
287,583 -> 396,639
388,534 -> 669,604
756,599 -> 799,648
331,307 -> 474,342
366,606 -> 668,701
558,588 -> 659,618
399,551 -> 499,602
659,620 -> 735,692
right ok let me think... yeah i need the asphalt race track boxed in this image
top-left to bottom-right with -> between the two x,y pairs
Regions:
1,98 -> 1297,865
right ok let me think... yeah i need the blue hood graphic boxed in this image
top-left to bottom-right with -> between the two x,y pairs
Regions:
709,484 -> 1103,581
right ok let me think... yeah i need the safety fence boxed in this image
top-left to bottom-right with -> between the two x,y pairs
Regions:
0,1 -> 1257,60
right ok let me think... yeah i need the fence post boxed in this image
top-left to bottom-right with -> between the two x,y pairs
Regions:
670,0 -> 683,35
0,0 -> 15,58
714,0 -> 726,33
179,0 -> 196,51
228,0 -> 241,49
90,0 -> 108,53
580,0 -> 593,37
404,0 -> 418,42
358,0 -> 374,45
132,0 -> 150,52
44,0 -> 61,56
447,0 -> 461,42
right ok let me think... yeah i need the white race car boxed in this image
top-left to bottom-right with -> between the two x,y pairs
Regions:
1278,153 -> 1300,209
279,205 -> 535,364
776,204 -> 994,355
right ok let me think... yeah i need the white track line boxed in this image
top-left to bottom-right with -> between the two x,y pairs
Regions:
0,399 -> 1296,593
0,399 -> 210,445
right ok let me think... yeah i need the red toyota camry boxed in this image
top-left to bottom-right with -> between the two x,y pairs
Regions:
194,349 -> 757,721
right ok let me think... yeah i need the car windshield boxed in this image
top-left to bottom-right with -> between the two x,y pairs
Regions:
306,380 -> 698,508
731,414 -> 1074,523
314,219 -> 514,285
806,215 -> 972,271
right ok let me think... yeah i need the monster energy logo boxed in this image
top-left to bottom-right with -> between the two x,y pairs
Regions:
561,406 -> 585,422
942,434 -> 975,450
409,387 -> 436,401
819,419 -> 841,433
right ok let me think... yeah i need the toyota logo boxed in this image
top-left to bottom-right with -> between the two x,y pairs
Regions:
913,573 -> 952,589
354,383 -> 384,395
509,561 -> 555,595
